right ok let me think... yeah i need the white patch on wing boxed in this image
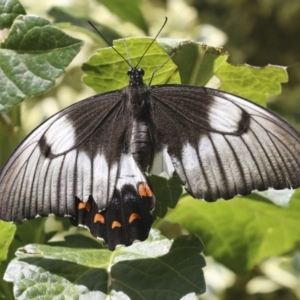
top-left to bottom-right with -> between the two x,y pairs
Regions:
151,147 -> 175,177
93,152 -> 118,208
76,151 -> 91,201
116,153 -> 145,190
208,96 -> 243,133
59,150 -> 77,216
172,137 -> 258,200
47,155 -> 65,215
43,115 -> 76,155
31,150 -> 48,217
198,136 -> 224,188
163,147 -> 175,176
180,142 -> 208,198
207,134 -> 244,194
36,156 -> 52,214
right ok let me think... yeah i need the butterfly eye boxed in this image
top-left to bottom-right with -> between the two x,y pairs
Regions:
127,68 -> 133,76
138,68 -> 145,76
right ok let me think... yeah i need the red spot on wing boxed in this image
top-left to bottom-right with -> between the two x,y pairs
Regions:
78,201 -> 91,212
111,221 -> 122,229
129,213 -> 141,224
138,182 -> 153,197
94,213 -> 105,224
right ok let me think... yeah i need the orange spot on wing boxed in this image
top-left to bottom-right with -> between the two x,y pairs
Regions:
138,182 -> 153,197
78,202 -> 91,212
94,213 -> 105,224
129,213 -> 141,224
111,221 -> 122,229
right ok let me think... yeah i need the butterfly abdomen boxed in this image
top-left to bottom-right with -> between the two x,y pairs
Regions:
130,120 -> 154,172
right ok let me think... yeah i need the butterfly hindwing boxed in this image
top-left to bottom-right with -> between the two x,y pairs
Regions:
72,153 -> 155,250
150,85 -> 300,201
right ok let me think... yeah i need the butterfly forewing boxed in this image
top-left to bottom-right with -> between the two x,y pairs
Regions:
0,91 -> 128,221
150,85 -> 300,201
0,81 -> 156,250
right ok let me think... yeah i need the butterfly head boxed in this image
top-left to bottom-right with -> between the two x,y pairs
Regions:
127,67 -> 145,87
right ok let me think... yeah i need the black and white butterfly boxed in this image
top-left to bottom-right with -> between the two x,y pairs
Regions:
1,35 -> 300,251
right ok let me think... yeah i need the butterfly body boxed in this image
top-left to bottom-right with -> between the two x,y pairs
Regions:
1,66 -> 300,250
126,68 -> 158,172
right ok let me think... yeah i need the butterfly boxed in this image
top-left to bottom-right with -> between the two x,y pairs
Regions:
1,36 -> 300,251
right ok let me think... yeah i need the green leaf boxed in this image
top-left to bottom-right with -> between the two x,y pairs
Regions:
147,174 -> 183,219
0,0 -> 26,29
4,231 -> 205,299
14,218 -> 48,246
82,38 -> 180,93
164,40 -> 228,86
82,38 -> 229,93
0,221 -> 16,261
165,190 -> 300,275
82,38 -> 285,108
167,40 -> 287,104
216,63 -> 288,106
0,14 -> 83,112
95,0 -> 148,33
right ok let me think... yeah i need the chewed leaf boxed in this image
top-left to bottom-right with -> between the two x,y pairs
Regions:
83,37 -> 287,107
0,15 -> 83,112
216,62 -> 288,106
167,40 -> 229,86
82,37 -> 180,93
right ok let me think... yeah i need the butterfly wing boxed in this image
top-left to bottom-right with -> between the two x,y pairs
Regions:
0,91 -> 129,221
150,85 -> 300,201
0,90 -> 155,249
73,152 -> 154,250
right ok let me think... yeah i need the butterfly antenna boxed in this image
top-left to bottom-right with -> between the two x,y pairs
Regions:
88,21 -> 132,68
135,17 -> 168,68
123,39 -> 132,65
148,51 -> 176,86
